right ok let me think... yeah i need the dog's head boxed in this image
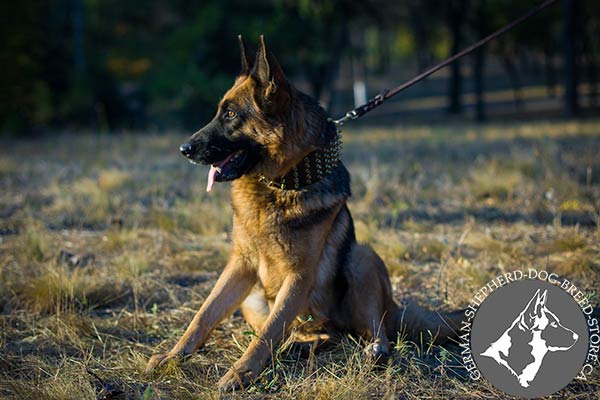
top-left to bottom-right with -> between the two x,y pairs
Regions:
180,35 -> 308,192
519,289 -> 578,351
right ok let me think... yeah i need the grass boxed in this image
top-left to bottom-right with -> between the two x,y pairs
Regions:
1,119 -> 600,398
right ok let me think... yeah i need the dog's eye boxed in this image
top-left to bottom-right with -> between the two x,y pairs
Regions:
225,110 -> 237,120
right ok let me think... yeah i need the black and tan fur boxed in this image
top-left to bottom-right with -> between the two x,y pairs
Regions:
146,35 -> 462,391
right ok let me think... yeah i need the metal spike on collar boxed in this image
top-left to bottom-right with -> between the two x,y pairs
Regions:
316,153 -> 323,180
257,130 -> 342,191
293,167 -> 300,189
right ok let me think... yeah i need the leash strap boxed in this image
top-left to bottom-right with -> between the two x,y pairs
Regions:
332,0 -> 558,127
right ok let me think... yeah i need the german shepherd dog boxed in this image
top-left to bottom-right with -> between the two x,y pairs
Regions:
146,35 -> 462,391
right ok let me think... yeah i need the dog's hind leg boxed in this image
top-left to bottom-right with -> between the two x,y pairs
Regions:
342,243 -> 463,356
357,305 -> 392,363
345,244 -> 394,362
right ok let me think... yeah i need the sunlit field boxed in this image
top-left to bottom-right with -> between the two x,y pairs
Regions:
1,119 -> 599,399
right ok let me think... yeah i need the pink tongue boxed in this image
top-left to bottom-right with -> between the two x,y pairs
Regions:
206,165 -> 219,192
206,152 -> 238,193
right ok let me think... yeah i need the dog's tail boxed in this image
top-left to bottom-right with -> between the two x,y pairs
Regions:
388,301 -> 464,345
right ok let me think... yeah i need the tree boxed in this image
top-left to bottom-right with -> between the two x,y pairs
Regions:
472,0 -> 487,122
446,0 -> 467,115
562,0 -> 578,116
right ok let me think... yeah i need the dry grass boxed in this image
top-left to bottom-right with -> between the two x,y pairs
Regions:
1,120 -> 600,399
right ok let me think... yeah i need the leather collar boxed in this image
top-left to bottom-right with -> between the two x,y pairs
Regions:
258,132 -> 342,191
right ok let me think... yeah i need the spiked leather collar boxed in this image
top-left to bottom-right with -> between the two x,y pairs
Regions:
258,132 -> 342,191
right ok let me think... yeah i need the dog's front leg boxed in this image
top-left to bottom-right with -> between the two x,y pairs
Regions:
145,255 -> 255,372
218,272 -> 311,391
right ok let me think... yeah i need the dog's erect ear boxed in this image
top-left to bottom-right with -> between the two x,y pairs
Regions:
252,35 -> 286,86
238,34 -> 251,76
251,35 -> 289,112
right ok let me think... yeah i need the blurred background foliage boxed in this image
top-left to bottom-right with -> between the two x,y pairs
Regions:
0,0 -> 598,134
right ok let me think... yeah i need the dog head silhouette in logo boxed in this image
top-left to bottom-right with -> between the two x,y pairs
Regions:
480,288 -> 579,388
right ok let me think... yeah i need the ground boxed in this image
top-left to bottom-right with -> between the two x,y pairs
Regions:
1,119 -> 599,399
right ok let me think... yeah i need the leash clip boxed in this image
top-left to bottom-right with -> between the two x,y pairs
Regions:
331,110 -> 358,128
332,88 -> 389,128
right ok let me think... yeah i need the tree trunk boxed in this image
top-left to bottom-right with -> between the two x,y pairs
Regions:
544,42 -> 557,97
408,1 -> 431,72
474,0 -> 486,122
503,55 -> 523,111
562,0 -> 578,117
318,23 -> 348,112
587,54 -> 598,108
71,0 -> 85,73
581,10 -> 597,108
447,0 -> 465,114
351,29 -> 367,109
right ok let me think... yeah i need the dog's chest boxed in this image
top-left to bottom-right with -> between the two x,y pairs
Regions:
231,180 -> 339,297
232,183 -> 310,237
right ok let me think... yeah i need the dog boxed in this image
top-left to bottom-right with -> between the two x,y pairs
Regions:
481,288 -> 579,388
145,35 -> 463,391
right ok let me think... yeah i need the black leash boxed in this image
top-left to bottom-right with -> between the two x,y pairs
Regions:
332,0 -> 558,127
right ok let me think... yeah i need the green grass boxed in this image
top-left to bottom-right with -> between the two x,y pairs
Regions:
1,120 -> 600,398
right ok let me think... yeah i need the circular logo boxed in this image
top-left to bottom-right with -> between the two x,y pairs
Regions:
470,279 -> 589,398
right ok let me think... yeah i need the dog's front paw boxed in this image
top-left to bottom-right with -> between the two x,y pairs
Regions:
218,365 -> 256,392
144,352 -> 185,374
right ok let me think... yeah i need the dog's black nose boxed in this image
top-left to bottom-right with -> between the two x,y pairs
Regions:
179,142 -> 193,156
